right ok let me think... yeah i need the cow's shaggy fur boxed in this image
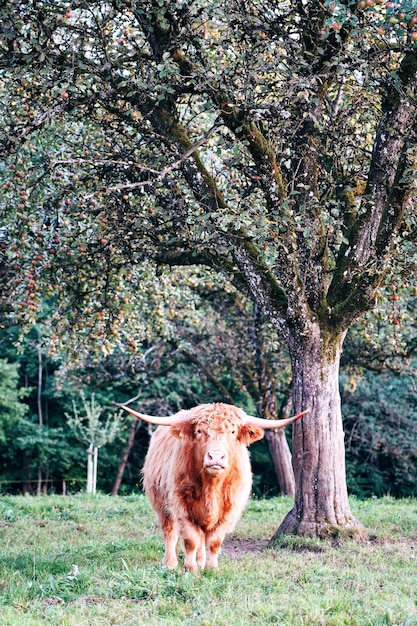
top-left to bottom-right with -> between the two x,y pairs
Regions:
142,403 -> 264,573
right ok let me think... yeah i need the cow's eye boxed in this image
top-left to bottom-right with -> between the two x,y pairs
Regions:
231,429 -> 236,435
196,428 -> 201,434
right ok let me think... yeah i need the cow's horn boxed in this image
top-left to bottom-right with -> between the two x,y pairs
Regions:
244,409 -> 308,429
121,404 -> 190,426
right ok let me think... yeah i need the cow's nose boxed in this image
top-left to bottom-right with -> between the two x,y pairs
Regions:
206,450 -> 226,465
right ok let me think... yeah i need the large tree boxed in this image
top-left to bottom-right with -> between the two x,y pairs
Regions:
1,0 -> 417,537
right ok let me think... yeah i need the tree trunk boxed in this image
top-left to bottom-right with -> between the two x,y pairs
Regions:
265,429 -> 295,496
112,419 -> 139,496
271,325 -> 366,540
251,304 -> 295,496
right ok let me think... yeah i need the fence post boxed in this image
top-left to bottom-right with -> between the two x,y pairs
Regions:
93,445 -> 98,495
87,443 -> 94,493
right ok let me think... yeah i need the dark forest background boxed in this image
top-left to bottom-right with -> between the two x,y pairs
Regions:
2,289 -> 416,499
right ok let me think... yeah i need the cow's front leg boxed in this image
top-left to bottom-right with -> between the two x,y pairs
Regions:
180,519 -> 205,573
159,513 -> 179,569
205,529 -> 226,569
196,536 -> 206,570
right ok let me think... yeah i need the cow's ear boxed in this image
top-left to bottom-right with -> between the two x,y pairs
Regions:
170,422 -> 192,439
238,424 -> 264,445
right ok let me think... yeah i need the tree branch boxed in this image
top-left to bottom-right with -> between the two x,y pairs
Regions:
328,52 -> 417,327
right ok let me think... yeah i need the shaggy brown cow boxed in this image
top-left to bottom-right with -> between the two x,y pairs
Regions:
122,402 -> 306,573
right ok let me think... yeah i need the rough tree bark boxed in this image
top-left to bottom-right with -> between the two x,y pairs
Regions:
272,326 -> 362,538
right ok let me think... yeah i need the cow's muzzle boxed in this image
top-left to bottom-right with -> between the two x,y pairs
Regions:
204,450 -> 227,473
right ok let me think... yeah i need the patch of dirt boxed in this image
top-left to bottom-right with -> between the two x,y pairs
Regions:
41,598 -> 65,606
221,538 -> 269,559
71,596 -> 109,605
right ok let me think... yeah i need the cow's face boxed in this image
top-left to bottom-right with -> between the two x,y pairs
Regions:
171,406 -> 264,476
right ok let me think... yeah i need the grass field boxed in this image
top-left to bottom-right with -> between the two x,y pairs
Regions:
0,494 -> 416,625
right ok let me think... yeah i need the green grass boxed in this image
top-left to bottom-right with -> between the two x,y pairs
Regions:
0,495 -> 416,625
